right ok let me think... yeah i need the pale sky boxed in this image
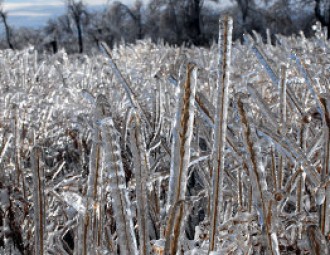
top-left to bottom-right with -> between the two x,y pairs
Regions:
2,0 -> 136,28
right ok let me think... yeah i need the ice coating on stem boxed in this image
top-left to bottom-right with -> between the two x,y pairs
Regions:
209,15 -> 233,252
31,146 -> 46,255
101,117 -> 138,255
165,63 -> 197,254
130,113 -> 151,255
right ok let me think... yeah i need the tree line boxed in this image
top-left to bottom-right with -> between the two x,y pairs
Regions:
0,0 -> 329,54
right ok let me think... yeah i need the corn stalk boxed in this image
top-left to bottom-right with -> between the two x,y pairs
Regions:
209,15 -> 233,252
31,146 -> 46,255
165,63 -> 198,255
130,113 -> 151,255
101,117 -> 138,255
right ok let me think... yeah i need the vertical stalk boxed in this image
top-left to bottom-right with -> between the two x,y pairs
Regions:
319,95 -> 330,236
236,94 -> 278,254
271,145 -> 277,192
237,166 -> 243,209
209,15 -> 233,252
82,95 -> 110,255
164,63 -> 198,255
31,146 -> 45,255
297,116 -> 309,215
130,114 -> 151,255
278,64 -> 288,190
101,117 -> 138,255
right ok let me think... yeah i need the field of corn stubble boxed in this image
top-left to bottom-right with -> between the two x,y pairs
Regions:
1,17 -> 330,254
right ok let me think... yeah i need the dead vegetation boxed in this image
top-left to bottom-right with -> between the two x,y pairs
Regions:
0,18 -> 330,254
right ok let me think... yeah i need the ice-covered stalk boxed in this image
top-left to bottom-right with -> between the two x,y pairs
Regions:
243,34 -> 278,87
100,41 -> 170,154
130,113 -> 151,255
291,54 -> 324,115
0,134 -> 13,166
319,94 -> 330,236
14,106 -> 22,188
236,95 -> 278,254
307,225 -> 329,254
297,116 -> 309,214
257,124 -> 320,188
238,166 -> 243,208
1,187 -> 10,254
100,42 -> 149,127
209,15 -> 233,252
278,64 -> 288,190
31,146 -> 46,255
101,117 -> 138,255
279,64 -> 288,135
247,84 -> 278,128
82,129 -> 102,255
271,145 -> 277,192
245,35 -> 303,115
165,63 -> 197,255
81,95 -> 110,255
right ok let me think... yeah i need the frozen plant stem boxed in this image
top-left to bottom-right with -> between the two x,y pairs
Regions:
165,63 -> 197,255
31,146 -> 45,255
130,113 -> 151,255
101,117 -> 138,255
278,64 -> 288,190
100,41 -> 170,155
83,128 -> 102,255
209,15 -> 233,252
319,95 -> 330,236
236,95 -> 278,255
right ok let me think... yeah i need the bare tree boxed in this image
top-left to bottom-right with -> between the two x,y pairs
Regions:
66,0 -> 88,53
289,0 -> 330,39
236,0 -> 249,23
315,0 -> 330,38
181,0 -> 204,45
0,0 -> 14,50
107,1 -> 143,44
132,0 -> 143,40
44,19 -> 59,53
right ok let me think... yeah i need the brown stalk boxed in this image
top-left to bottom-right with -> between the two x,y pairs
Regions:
237,95 -> 278,254
165,63 -> 197,255
209,15 -> 233,252
319,95 -> 330,236
31,146 -> 45,255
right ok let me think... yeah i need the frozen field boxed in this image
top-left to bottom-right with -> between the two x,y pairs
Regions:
0,18 -> 330,254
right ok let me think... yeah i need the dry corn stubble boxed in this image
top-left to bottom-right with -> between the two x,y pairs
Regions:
0,19 -> 330,255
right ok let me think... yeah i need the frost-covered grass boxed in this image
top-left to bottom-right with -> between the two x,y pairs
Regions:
0,20 -> 330,254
